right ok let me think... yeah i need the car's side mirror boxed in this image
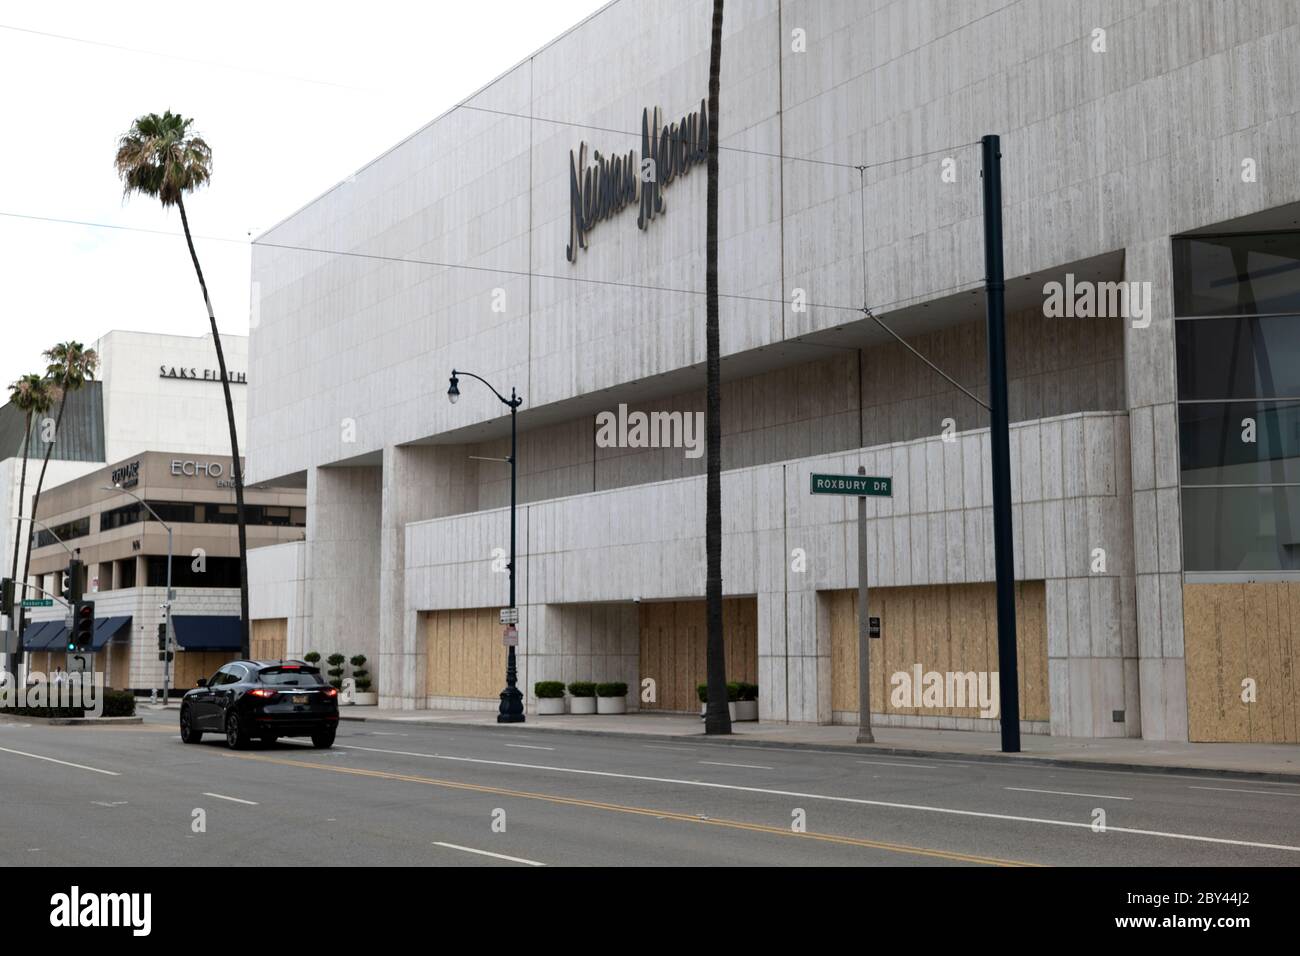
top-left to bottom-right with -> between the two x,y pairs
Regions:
196,678 -> 207,687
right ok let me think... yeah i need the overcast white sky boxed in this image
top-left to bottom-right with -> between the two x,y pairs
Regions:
0,0 -> 610,389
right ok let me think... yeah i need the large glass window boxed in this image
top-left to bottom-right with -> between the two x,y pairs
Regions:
34,517 -> 90,548
1173,233 -> 1300,316
1174,232 -> 1300,573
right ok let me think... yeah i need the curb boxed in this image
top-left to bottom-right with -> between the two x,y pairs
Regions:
0,714 -> 143,726
340,713 -> 1300,783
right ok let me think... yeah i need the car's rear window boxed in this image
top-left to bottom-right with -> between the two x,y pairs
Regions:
258,667 -> 326,687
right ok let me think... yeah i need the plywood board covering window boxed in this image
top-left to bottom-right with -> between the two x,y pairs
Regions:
829,582 -> 1048,721
423,608 -> 504,700
1184,582 -> 1300,743
639,598 -> 758,712
251,618 -> 288,661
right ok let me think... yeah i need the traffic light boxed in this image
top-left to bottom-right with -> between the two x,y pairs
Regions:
61,559 -> 84,604
157,622 -> 173,662
1,577 -> 12,616
71,600 -> 95,653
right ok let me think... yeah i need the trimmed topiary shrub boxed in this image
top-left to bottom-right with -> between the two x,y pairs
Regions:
738,682 -> 759,701
697,683 -> 708,703
595,682 -> 628,698
534,681 -> 566,699
726,681 -> 741,702
326,653 -> 346,689
567,681 -> 596,698
350,655 -> 371,693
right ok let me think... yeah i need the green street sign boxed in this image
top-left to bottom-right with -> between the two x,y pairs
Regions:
809,473 -> 893,497
21,598 -> 53,608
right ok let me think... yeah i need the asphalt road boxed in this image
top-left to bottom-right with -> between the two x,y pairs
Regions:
2,711 -> 1299,867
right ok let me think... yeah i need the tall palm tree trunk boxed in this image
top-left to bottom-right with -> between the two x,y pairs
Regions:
176,194 -> 250,657
703,0 -> 730,735
7,416 -> 32,675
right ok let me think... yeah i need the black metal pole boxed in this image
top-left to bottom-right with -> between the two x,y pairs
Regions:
981,134 -> 1021,753
498,389 -> 524,723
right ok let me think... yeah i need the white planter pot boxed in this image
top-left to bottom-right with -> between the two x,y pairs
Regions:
596,696 -> 626,714
569,696 -> 596,715
734,700 -> 758,722
537,697 -> 565,715
353,692 -> 378,707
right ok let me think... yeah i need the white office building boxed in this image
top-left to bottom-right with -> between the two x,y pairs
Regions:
246,0 -> 1300,743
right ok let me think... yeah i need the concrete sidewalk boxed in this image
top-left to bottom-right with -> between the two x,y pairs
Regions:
338,707 -> 1300,780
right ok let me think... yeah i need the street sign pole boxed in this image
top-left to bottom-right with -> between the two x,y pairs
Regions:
855,465 -> 874,744
809,469 -> 892,743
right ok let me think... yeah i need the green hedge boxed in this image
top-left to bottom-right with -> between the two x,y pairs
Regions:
696,682 -> 754,702
534,680 -> 566,699
567,681 -> 596,698
3,689 -> 135,719
595,682 -> 627,698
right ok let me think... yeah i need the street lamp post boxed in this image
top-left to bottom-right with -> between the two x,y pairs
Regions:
448,369 -> 525,723
104,485 -> 174,704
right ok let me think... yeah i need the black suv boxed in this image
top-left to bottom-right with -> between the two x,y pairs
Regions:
181,660 -> 340,749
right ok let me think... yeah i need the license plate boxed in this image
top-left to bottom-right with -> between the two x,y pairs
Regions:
292,695 -> 308,704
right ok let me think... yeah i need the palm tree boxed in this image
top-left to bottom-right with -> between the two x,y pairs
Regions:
6,374 -> 57,675
703,0 -> 731,735
115,111 -> 250,656
20,342 -> 100,604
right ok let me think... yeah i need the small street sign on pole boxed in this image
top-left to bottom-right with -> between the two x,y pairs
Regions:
810,473 -> 892,497
21,599 -> 53,608
499,607 -> 519,625
810,467 -> 893,744
502,624 -> 518,647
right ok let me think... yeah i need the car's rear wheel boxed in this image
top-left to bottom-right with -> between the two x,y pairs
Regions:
311,727 -> 336,749
225,711 -> 249,750
180,706 -> 202,744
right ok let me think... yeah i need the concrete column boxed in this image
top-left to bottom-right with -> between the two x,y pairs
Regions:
305,464 -> 382,686
1125,238 -> 1189,741
378,445 -> 478,709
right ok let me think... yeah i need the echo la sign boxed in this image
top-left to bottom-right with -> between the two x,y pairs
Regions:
566,98 -> 709,263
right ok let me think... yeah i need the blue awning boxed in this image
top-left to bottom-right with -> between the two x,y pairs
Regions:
90,616 -> 132,650
173,615 -> 241,651
21,620 -> 60,651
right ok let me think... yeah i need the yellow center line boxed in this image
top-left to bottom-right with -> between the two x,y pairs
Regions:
226,751 -> 1039,867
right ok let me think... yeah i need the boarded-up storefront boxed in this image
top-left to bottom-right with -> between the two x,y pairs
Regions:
251,618 -> 288,661
639,598 -> 758,712
423,608 -> 503,701
1184,582 -> 1300,743
173,651 -> 239,690
829,581 -> 1048,722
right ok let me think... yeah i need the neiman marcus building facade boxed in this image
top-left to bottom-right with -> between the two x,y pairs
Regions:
247,0 -> 1300,742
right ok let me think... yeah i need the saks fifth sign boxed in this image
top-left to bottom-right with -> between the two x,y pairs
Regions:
566,98 -> 710,263
159,365 -> 247,384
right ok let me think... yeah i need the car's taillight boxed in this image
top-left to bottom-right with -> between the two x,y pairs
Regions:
249,688 -> 277,699
320,687 -> 338,698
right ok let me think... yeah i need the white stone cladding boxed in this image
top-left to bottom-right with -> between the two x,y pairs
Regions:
246,0 -> 1300,737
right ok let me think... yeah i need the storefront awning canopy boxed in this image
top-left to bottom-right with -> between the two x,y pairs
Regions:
173,615 -> 241,651
90,616 -> 132,651
21,620 -> 65,651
